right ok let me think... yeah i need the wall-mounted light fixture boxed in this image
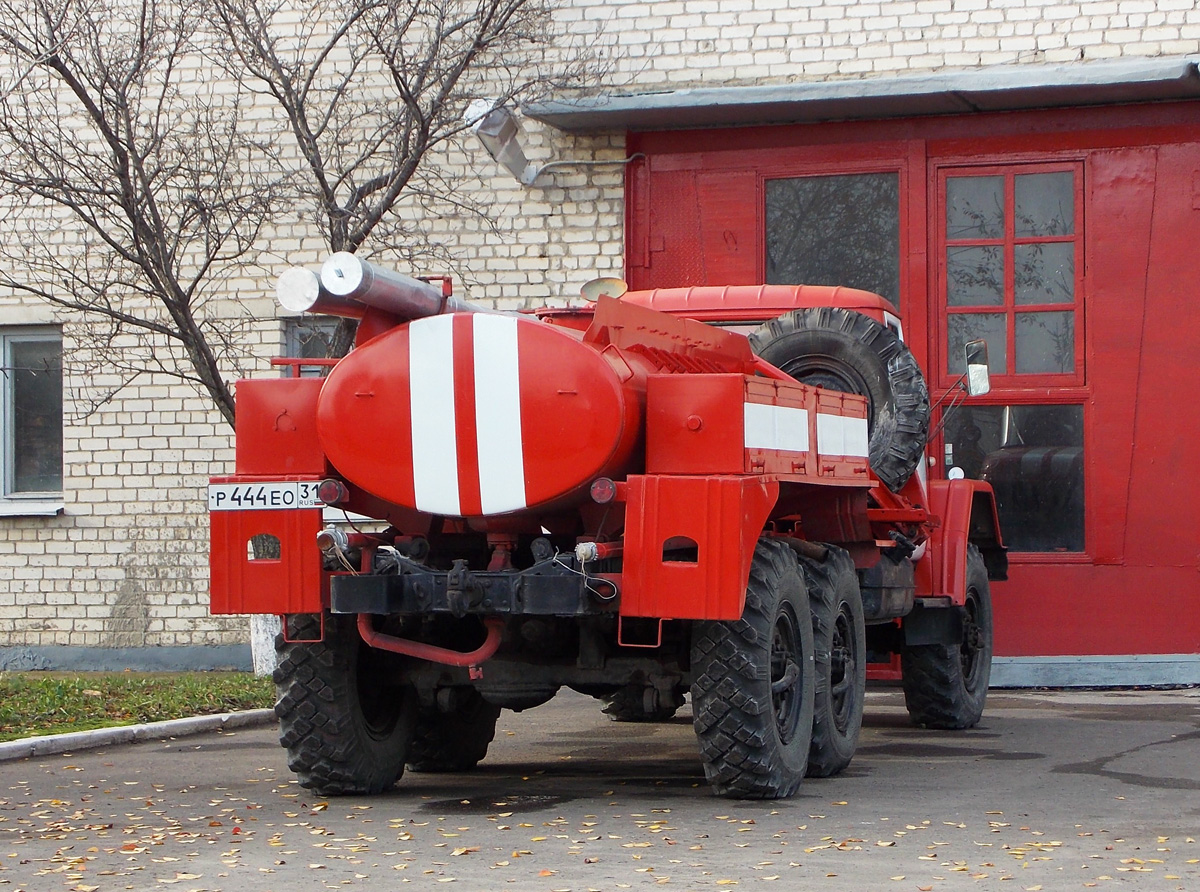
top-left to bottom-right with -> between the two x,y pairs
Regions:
464,99 -> 643,187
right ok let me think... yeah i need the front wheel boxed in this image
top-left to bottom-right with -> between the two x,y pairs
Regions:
691,538 -> 816,799
406,688 -> 501,772
901,545 -> 993,729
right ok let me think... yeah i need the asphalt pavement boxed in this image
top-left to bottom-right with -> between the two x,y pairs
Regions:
1,687 -> 1197,891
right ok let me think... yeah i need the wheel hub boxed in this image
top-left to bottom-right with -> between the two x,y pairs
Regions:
829,606 -> 856,732
959,594 -> 984,687
770,608 -> 805,745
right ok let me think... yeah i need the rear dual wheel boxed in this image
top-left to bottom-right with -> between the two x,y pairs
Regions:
274,614 -> 417,795
801,546 -> 867,778
691,539 -> 816,798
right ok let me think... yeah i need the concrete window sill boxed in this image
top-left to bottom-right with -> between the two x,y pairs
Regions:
0,500 -> 64,517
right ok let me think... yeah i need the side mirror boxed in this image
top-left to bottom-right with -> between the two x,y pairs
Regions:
964,339 -> 990,397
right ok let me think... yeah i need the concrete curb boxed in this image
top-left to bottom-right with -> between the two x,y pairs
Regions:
0,709 -> 277,762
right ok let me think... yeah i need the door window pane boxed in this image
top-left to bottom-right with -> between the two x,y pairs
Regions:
11,338 -> 63,493
766,172 -> 900,305
947,175 -> 1004,239
1015,311 -> 1074,374
948,313 -> 1006,376
941,166 -> 1080,383
945,404 -> 1084,552
947,245 -> 1004,306
1015,242 -> 1074,304
1015,172 -> 1074,236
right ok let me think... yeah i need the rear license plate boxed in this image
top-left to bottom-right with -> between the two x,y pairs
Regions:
208,482 -> 321,511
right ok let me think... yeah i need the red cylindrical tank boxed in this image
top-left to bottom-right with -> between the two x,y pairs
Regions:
316,312 -> 643,518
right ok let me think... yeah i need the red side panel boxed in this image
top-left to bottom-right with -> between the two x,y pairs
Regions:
645,372 -> 872,485
235,379 -> 327,476
645,375 -> 745,475
208,482 -> 324,615
621,475 -> 779,620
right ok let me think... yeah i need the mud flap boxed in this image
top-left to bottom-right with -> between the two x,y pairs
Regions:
903,602 -> 963,647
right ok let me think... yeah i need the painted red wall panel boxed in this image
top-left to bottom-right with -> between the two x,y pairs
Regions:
635,169 -> 705,288
1084,148 -> 1156,566
993,564 -> 1200,656
1118,142 -> 1200,568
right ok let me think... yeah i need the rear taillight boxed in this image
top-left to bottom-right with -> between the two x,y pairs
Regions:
318,478 -> 349,505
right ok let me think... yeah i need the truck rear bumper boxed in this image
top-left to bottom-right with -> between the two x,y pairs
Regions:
329,557 -> 618,617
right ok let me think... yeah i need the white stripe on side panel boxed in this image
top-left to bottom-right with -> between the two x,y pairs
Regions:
408,315 -> 461,515
473,314 -> 527,514
744,402 -> 810,452
816,413 -> 870,458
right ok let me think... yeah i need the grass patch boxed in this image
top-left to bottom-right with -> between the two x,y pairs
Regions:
0,672 -> 275,742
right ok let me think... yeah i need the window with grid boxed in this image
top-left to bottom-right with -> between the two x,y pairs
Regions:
941,165 -> 1083,382
938,165 -> 1085,553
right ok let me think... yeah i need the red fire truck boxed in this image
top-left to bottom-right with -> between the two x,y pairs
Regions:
209,254 -> 1004,799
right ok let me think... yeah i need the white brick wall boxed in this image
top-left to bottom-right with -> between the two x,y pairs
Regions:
560,0 -> 1200,79
0,0 -> 1195,652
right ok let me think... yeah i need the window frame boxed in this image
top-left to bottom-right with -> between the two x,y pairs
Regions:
931,159 -> 1090,558
282,316 -> 341,378
753,146 -> 914,311
762,168 -> 904,307
934,161 -> 1087,391
0,326 -> 64,515
942,398 -> 1089,559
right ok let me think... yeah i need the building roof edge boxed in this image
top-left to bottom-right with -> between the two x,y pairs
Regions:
525,57 -> 1200,132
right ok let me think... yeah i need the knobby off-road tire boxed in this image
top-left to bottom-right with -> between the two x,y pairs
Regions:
749,306 -> 931,492
274,614 -> 417,795
406,689 -> 502,772
601,684 -> 684,722
800,545 -> 867,778
901,544 -> 993,729
691,538 -> 816,799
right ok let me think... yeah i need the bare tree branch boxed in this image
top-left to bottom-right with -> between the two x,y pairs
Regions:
0,0 -> 283,426
0,0 -> 609,418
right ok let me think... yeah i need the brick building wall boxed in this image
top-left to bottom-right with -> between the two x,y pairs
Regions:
0,0 -> 1196,665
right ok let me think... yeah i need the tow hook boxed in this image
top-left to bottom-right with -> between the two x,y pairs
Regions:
446,559 -> 482,618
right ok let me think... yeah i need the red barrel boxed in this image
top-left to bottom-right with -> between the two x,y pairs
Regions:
316,312 -> 642,517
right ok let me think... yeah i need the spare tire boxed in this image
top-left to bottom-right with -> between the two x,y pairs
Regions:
749,307 -> 930,492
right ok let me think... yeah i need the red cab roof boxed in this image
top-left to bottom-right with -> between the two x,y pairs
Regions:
618,284 -> 894,322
